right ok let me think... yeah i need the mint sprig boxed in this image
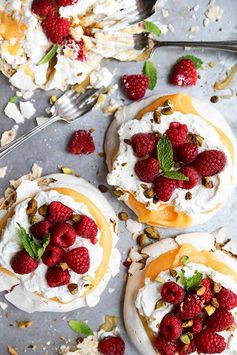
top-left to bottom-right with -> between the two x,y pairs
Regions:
18,224 -> 50,261
143,61 -> 158,90
38,44 -> 58,65
157,136 -> 188,181
143,21 -> 161,37
179,269 -> 203,292
68,320 -> 94,336
9,96 -> 18,104
177,55 -> 203,70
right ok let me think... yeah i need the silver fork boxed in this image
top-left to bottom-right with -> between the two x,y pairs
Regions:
0,87 -> 104,160
133,32 -> 237,54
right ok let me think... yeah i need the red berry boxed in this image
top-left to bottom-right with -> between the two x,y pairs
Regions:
65,247 -> 90,274
67,130 -> 95,155
176,166 -> 199,189
194,150 -> 226,176
74,215 -> 98,244
131,133 -> 158,158
122,74 -> 149,101
178,295 -> 203,320
159,313 -> 182,340
31,0 -> 56,16
199,278 -> 214,303
154,336 -> 177,355
192,315 -> 203,334
46,266 -> 71,287
170,59 -> 197,86
42,15 -> 70,44
206,309 -> 234,332
48,201 -> 73,224
216,287 -> 237,310
177,340 -> 197,355
56,0 -> 78,6
42,244 -> 65,266
166,122 -> 188,148
11,250 -> 39,275
63,37 -> 86,61
98,336 -> 125,355
161,282 -> 185,304
30,220 -> 52,240
195,330 -> 226,354
135,158 -> 159,183
154,177 -> 176,202
176,143 -> 198,163
51,223 -> 76,248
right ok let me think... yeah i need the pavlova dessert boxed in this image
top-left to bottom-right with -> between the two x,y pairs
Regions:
0,173 -> 120,312
106,93 -> 237,228
124,229 -> 237,354
0,0 -> 147,92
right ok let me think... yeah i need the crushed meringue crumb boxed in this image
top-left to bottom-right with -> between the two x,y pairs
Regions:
0,167 -> 8,178
1,127 -> 17,147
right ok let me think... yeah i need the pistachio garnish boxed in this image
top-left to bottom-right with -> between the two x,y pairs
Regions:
164,99 -> 172,107
202,176 -> 214,189
185,192 -> 192,200
186,133 -> 204,146
98,184 -> 109,193
155,276 -> 165,283
153,111 -> 162,124
181,255 -> 190,266
61,167 -> 74,175
155,299 -> 166,310
226,325 -> 235,331
68,283 -> 78,295
124,139 -> 132,145
197,286 -> 206,296
161,106 -> 173,115
179,334 -> 191,345
204,304 -> 216,316
50,95 -> 57,104
26,199 -> 37,216
144,226 -> 160,240
211,297 -> 219,308
144,188 -> 155,199
118,212 -> 128,221
137,234 -> 149,247
59,262 -> 68,271
17,320 -> 33,329
29,215 -> 41,225
213,282 -> 222,293
38,204 -> 48,217
113,188 -> 124,197
72,214 -> 81,223
182,320 -> 193,328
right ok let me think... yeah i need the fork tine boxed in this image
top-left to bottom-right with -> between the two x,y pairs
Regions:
133,32 -> 152,51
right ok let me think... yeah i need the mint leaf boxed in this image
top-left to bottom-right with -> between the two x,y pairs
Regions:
143,21 -> 161,37
177,55 -> 203,70
163,171 -> 189,181
38,44 -> 58,65
17,224 -> 50,261
157,136 -> 173,172
179,269 -> 203,292
143,61 -> 157,90
181,255 -> 190,266
68,320 -> 94,336
9,96 -> 17,104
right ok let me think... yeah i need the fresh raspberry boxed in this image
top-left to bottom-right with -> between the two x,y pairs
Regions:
176,166 -> 199,190
159,313 -> 182,340
177,340 -> 197,355
166,122 -> 188,148
154,177 -> 177,202
195,330 -> 226,354
11,250 -> 39,275
194,150 -> 226,176
154,336 -> 177,355
46,266 -> 71,287
67,130 -> 95,155
31,0 -> 56,16
191,315 -> 203,334
65,247 -> 90,274
51,223 -> 76,248
170,59 -> 197,86
56,0 -> 78,6
131,133 -> 158,158
42,244 -> 65,266
216,287 -> 237,310
48,201 -> 73,224
161,282 -> 185,304
30,220 -> 52,240
42,15 -> 70,44
98,336 -> 125,355
199,278 -> 214,303
122,74 -> 149,101
178,295 -> 203,320
63,37 -> 86,61
206,309 -> 234,332
135,158 -> 159,183
176,143 -> 198,163
74,215 -> 98,244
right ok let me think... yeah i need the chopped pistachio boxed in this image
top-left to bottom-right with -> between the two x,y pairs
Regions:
155,276 -> 165,283
196,286 -> 206,296
124,139 -> 132,145
144,188 -> 155,199
204,304 -> 216,316
59,262 -> 68,271
211,297 -> 219,308
61,167 -> 74,175
195,135 -> 204,147
18,320 -> 33,329
137,234 -> 149,247
144,226 -> 160,240
202,176 -> 214,189
179,334 -> 191,345
153,111 -> 162,124
72,214 -> 81,223
141,184 -> 149,190
29,215 -> 41,225
169,269 -> 177,277
118,212 -> 128,221
50,95 -> 57,104
113,188 -> 124,197
181,255 -> 190,266
226,325 -> 235,331
89,128 -> 96,133
155,299 -> 166,309
213,282 -> 222,293
208,61 -> 215,68
38,204 -> 48,217
26,199 -> 37,216
161,106 -> 173,115
185,192 -> 192,200
182,320 -> 193,328
68,283 -> 78,295
100,315 -> 119,332
164,99 -> 172,107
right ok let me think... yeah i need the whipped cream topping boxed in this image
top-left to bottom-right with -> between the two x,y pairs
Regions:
136,262 -> 237,354
0,0 -> 142,91
107,109 -> 232,217
0,190 -> 103,303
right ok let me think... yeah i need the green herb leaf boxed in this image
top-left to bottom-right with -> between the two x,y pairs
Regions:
143,21 -> 161,37
181,255 -> 190,266
143,61 -> 158,90
38,44 -> 58,65
9,96 -> 17,104
68,320 -> 94,336
179,269 -> 203,292
157,136 -> 173,172
17,224 -> 50,261
163,171 -> 189,181
177,55 -> 203,70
